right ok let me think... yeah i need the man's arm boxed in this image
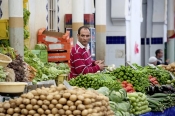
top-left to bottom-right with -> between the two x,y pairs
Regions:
73,52 -> 100,75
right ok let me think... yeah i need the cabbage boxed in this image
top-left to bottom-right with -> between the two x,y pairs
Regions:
35,44 -> 47,50
96,87 -> 110,96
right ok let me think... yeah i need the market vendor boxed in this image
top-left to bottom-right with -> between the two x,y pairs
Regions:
148,56 -> 157,66
155,49 -> 169,65
69,26 -> 105,79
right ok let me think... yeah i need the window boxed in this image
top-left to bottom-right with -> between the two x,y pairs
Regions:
47,0 -> 59,32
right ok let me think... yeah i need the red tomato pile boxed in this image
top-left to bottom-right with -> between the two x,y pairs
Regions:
148,75 -> 159,85
121,81 -> 135,93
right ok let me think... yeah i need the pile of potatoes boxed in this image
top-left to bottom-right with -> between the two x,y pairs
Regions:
160,63 -> 175,75
0,84 -> 114,116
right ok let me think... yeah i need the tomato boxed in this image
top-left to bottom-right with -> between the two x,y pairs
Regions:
127,83 -> 133,87
122,81 -> 128,85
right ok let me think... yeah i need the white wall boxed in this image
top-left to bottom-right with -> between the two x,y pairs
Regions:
58,0 -> 72,33
1,0 -> 8,19
28,0 -> 47,49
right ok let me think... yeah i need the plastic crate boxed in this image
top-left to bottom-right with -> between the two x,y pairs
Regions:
56,74 -> 68,85
31,50 -> 48,63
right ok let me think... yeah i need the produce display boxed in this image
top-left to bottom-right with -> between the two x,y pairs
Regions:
97,87 -> 131,116
7,55 -> 27,82
121,81 -> 135,93
160,62 -> 175,75
128,92 -> 151,115
69,73 -> 121,90
148,75 -> 159,85
24,49 -> 70,83
147,93 -> 175,112
109,66 -> 149,93
0,85 -> 114,116
0,66 -> 7,82
24,63 -> 37,82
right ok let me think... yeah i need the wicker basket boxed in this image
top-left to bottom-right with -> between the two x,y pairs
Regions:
0,53 -> 12,67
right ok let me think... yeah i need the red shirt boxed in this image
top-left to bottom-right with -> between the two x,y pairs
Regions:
69,44 -> 100,79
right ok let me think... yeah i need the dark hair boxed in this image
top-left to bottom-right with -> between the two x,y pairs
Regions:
78,26 -> 90,35
155,49 -> 162,56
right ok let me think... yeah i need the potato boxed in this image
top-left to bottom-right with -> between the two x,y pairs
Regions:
12,113 -> 20,116
77,95 -> 84,101
15,98 -> 23,106
7,108 -> 14,115
69,95 -> 77,102
54,94 -> 61,100
26,104 -> 33,110
21,109 -> 28,115
31,99 -> 37,105
34,96 -> 40,100
30,90 -> 38,96
27,93 -> 34,99
43,100 -> 50,105
14,107 -> 20,113
28,110 -> 36,115
33,105 -> 40,110
58,109 -> 65,115
41,105 -> 48,110
59,98 -> 67,105
37,108 -> 44,115
19,104 -> 25,109
51,99 -> 58,105
75,100 -> 82,106
51,108 -> 58,114
37,100 -> 43,106
0,113 -> 5,116
46,95 -> 53,101
77,104 -> 85,110
0,108 -> 5,113
23,98 -> 30,104
49,104 -> 55,110
67,100 -> 74,106
40,95 -> 46,100
63,105 -> 69,110
73,110 -> 81,115
84,98 -> 91,105
33,114 -> 40,116
63,93 -> 71,99
2,102 -> 10,109
45,110 -> 51,115
65,110 -> 72,115
56,104 -> 63,109
69,106 -> 76,111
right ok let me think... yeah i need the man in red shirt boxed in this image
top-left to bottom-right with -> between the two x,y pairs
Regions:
69,26 -> 105,79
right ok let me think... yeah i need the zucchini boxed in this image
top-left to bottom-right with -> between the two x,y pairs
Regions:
147,98 -> 160,106
150,93 -> 168,98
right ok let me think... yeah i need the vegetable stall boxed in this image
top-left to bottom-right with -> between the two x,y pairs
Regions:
1,45 -> 175,115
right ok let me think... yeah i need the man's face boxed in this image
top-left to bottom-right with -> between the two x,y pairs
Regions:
158,50 -> 163,58
77,28 -> 90,47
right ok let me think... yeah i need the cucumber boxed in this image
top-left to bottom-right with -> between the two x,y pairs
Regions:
147,98 -> 160,106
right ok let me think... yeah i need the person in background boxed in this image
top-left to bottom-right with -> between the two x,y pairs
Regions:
69,26 -> 105,79
148,56 -> 158,66
155,49 -> 169,65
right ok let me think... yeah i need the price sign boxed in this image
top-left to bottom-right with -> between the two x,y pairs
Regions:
169,72 -> 175,79
126,62 -> 137,70
63,80 -> 72,90
147,63 -> 158,70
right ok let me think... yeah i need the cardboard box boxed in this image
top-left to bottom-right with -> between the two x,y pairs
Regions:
31,50 -> 48,63
37,28 -> 72,44
48,52 -> 70,62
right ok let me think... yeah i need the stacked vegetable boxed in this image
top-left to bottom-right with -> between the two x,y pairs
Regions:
148,75 -> 159,85
23,8 -> 30,40
121,81 -> 135,93
160,62 -> 175,75
24,50 -> 70,83
110,66 -> 149,93
96,87 -> 131,116
147,93 -> 175,111
0,66 -> 7,82
7,55 -> 27,82
128,92 -> 151,115
69,73 -> 121,90
0,84 -> 114,116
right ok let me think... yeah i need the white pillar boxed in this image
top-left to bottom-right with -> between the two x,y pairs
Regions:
95,0 -> 106,60
167,0 -> 175,63
8,0 -> 24,57
72,0 -> 84,44
84,0 -> 94,14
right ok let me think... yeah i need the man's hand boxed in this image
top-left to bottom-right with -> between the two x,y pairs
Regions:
95,60 -> 104,65
97,62 -> 105,70
166,59 -> 170,63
